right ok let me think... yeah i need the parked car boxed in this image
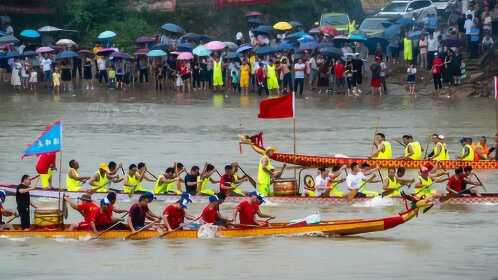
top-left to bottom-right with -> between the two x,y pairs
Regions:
376,0 -> 434,19
319,12 -> 355,34
358,16 -> 399,37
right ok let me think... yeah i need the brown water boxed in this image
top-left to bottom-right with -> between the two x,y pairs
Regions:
0,88 -> 497,280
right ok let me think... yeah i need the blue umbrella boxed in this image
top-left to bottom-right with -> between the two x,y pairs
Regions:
384,24 -> 401,40
4,51 -> 20,59
319,46 -> 342,57
0,31 -> 6,36
198,34 -> 212,42
254,46 -> 276,55
396,17 -> 415,26
236,44 -> 253,53
178,42 -> 194,52
55,50 -> 79,60
225,52 -> 239,60
297,35 -> 315,43
408,31 -> 423,41
192,45 -> 211,57
146,49 -> 167,57
180,33 -> 202,42
98,31 -> 117,39
21,50 -> 37,57
286,31 -> 307,41
252,25 -> 273,35
277,42 -> 293,51
20,29 -> 40,38
349,33 -> 367,42
151,43 -> 168,51
161,23 -> 185,34
111,52 -> 131,60
299,40 -> 318,50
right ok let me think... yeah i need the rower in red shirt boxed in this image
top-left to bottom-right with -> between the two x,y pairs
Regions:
64,194 -> 100,232
219,165 -> 237,196
446,167 -> 465,194
0,190 -> 15,230
200,193 -> 230,226
162,192 -> 195,232
447,167 -> 482,196
233,192 -> 275,227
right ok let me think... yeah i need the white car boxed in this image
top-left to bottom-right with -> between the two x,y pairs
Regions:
377,0 -> 434,19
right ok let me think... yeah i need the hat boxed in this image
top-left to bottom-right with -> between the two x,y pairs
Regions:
0,190 -> 5,202
438,134 -> 445,140
178,192 -> 192,209
99,163 -> 110,173
100,197 -> 110,205
249,191 -> 265,204
140,192 -> 155,202
208,195 -> 220,203
80,193 -> 92,202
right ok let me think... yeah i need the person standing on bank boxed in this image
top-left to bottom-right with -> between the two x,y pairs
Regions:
16,175 -> 38,230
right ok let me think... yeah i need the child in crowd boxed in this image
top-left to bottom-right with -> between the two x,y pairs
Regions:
116,64 -> 124,90
21,61 -> 29,89
52,68 -> 61,94
107,66 -> 116,88
231,67 -> 240,95
406,63 -> 417,96
29,66 -> 38,92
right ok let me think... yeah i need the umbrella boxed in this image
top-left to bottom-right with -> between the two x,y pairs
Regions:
408,31 -> 423,41
38,26 -> 63,32
146,49 -> 167,57
0,35 -> 19,44
96,48 -> 117,56
98,31 -> 117,40
384,24 -> 401,40
349,33 -> 367,42
236,44 -> 253,53
252,25 -> 273,35
4,51 -> 19,59
177,52 -> 194,60
309,27 -> 321,34
135,36 -> 154,44
297,35 -> 315,43
192,45 -> 211,57
273,21 -> 293,31
286,31 -> 308,41
135,48 -> 149,56
56,38 -> 77,46
396,17 -> 415,26
198,34 -> 212,42
290,21 -> 303,28
36,46 -> 54,53
55,50 -> 79,60
151,43 -> 168,50
111,52 -> 131,60
320,26 -> 338,36
225,52 -> 239,59
161,23 -> 185,34
246,11 -> 263,17
180,33 -> 202,42
178,42 -> 194,52
0,31 -> 5,36
299,40 -> 318,50
204,41 -> 226,51
277,42 -> 294,51
319,46 -> 342,57
224,42 -> 238,51
20,29 -> 40,38
78,49 -> 92,56
247,18 -> 263,26
254,46 -> 276,56
21,50 -> 37,57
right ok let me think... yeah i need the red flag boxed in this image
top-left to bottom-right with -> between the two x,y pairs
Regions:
258,93 -> 294,119
495,76 -> 498,100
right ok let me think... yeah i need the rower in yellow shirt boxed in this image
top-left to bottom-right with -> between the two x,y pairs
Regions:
196,163 -> 219,196
382,168 -> 415,197
88,162 -> 122,193
153,167 -> 182,195
400,135 -> 423,160
66,160 -> 90,192
123,164 -> 140,194
231,162 -> 248,196
257,148 -> 282,197
413,165 -> 449,199
371,133 -> 392,159
458,138 -> 475,161
134,162 -> 155,193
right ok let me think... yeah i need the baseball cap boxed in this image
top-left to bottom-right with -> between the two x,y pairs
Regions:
100,197 -> 110,205
438,134 -> 445,140
208,195 -> 220,203
140,192 -> 155,202
178,192 -> 192,209
0,190 -> 6,202
249,191 -> 265,204
99,163 -> 110,173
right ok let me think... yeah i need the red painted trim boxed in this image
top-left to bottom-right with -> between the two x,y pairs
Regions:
383,215 -> 404,230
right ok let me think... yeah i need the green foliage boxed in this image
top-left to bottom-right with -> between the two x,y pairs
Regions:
63,0 -> 125,33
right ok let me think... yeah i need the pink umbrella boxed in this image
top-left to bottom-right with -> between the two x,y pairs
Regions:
135,48 -> 149,56
204,41 -> 226,51
36,46 -> 54,53
246,11 -> 263,17
177,52 -> 193,60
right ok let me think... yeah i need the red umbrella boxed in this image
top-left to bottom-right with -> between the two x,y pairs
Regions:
245,11 -> 263,17
320,26 -> 338,36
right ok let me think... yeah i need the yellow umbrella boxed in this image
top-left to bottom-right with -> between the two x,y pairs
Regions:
273,21 -> 292,31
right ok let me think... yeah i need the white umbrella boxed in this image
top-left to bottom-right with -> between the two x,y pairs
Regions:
56,38 -> 77,46
38,26 -> 63,32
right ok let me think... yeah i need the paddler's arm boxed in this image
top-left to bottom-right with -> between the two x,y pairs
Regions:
127,215 -> 136,232
88,173 -> 100,187
162,213 -> 173,231
90,220 -> 98,233
398,178 -> 415,186
113,208 -> 128,214
363,166 -> 379,176
142,173 -> 155,182
209,178 -> 220,184
146,210 -> 161,221
429,145 -> 440,159
382,178 -> 390,190
403,144 -> 415,159
256,209 -> 275,220
63,196 -> 79,211
370,143 -> 383,158
458,146 -> 470,160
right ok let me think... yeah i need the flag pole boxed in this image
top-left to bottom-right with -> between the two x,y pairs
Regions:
292,92 -> 296,178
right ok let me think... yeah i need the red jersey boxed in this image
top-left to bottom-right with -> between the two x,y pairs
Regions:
77,201 -> 99,224
447,174 -> 464,193
201,205 -> 218,224
36,152 -> 56,174
94,204 -> 114,227
334,63 -> 345,79
163,204 -> 185,229
256,68 -> 265,83
0,204 -> 3,224
432,58 -> 443,75
219,174 -> 233,195
236,200 -> 259,225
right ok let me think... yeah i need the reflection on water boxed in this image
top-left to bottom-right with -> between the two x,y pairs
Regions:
0,89 -> 497,279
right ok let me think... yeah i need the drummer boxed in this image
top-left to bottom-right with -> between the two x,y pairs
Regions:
0,190 -> 16,230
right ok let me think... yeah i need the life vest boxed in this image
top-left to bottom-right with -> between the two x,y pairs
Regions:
405,141 -> 423,160
385,176 -> 401,197
434,142 -> 449,160
231,173 -> 245,196
257,156 -> 273,196
166,177 -> 181,195
377,141 -> 393,159
461,144 -> 474,161
416,175 -> 436,197
123,174 -> 139,194
153,175 -> 167,194
134,171 -> 148,192
92,171 -> 109,193
197,176 -> 215,196
328,180 -> 344,197
66,168 -> 82,192
358,179 -> 378,197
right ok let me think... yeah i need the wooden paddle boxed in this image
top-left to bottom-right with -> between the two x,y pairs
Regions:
474,174 -> 487,192
381,183 -> 411,198
4,213 -> 18,224
146,170 -> 158,180
371,117 -> 380,154
90,213 -> 129,240
423,134 -> 432,159
124,220 -> 161,240
158,220 -> 199,238
238,166 -> 257,188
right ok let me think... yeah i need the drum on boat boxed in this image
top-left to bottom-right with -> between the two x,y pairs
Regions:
273,178 -> 298,196
34,208 -> 62,229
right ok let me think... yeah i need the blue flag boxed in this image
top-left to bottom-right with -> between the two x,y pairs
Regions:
22,120 -> 62,158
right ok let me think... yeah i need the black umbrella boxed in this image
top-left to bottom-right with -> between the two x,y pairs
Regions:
55,50 -> 79,60
0,35 -> 19,44
318,46 -> 342,58
252,25 -> 274,35
161,23 -> 185,34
